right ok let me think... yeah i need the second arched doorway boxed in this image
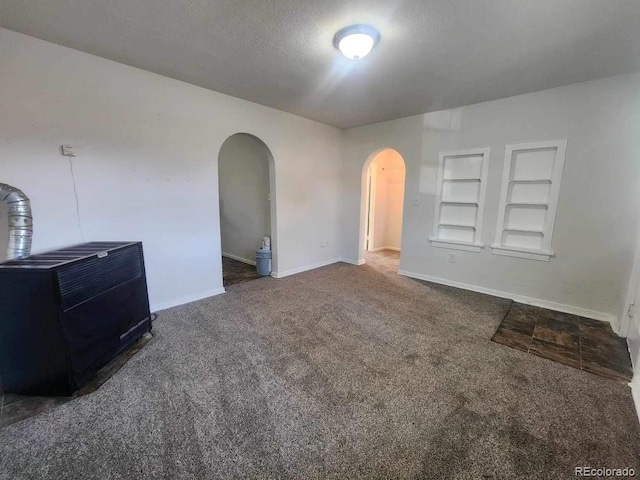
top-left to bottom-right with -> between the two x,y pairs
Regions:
360,148 -> 406,273
218,133 -> 277,286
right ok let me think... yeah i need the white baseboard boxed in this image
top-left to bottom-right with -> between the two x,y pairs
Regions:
151,287 -> 226,313
271,258 -> 340,278
222,252 -> 256,266
340,258 -> 366,266
398,269 -> 618,328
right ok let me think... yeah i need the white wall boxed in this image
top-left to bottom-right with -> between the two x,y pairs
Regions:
219,134 -> 271,264
342,73 -> 640,325
0,28 -> 343,311
383,157 -> 405,250
369,150 -> 405,251
370,161 -> 387,250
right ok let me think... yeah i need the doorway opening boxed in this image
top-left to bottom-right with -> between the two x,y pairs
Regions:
361,149 -> 406,274
218,133 -> 276,287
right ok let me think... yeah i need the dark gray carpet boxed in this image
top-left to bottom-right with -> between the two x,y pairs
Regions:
1,252 -> 639,479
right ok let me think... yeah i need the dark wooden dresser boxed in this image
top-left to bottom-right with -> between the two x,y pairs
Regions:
0,241 -> 152,395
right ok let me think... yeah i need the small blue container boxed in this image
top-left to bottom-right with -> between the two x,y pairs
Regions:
255,249 -> 272,276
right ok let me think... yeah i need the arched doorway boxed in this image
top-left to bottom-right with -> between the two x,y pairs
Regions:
218,133 -> 277,286
360,148 -> 406,273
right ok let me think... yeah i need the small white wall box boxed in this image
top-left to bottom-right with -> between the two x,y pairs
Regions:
61,145 -> 76,157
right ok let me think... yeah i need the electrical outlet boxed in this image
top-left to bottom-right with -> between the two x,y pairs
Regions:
449,253 -> 456,263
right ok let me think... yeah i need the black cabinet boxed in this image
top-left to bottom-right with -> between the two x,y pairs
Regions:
0,242 -> 152,395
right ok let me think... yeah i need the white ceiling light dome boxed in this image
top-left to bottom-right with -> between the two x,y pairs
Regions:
333,24 -> 380,60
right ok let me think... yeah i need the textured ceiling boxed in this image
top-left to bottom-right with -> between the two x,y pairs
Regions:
1,0 -> 639,128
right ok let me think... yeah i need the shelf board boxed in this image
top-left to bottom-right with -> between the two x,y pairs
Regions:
442,178 -> 481,183
429,238 -> 485,252
491,244 -> 554,261
439,223 -> 476,229
509,179 -> 552,184
506,202 -> 548,207
504,228 -> 544,235
441,201 -> 478,205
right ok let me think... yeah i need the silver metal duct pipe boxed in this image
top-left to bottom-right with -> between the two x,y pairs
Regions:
0,183 -> 33,260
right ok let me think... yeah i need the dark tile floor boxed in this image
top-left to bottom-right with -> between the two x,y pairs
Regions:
223,256 -> 263,287
0,332 -> 153,429
492,303 -> 633,383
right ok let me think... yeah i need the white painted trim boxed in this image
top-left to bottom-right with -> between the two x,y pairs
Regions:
628,339 -> 640,423
621,233 -> 640,337
271,258 -> 341,278
493,139 -> 567,259
491,245 -> 553,262
340,258 -> 366,265
365,163 -> 377,251
222,252 -> 256,266
429,238 -> 484,253
432,147 -> 491,246
630,374 -> 640,425
372,246 -> 401,252
151,287 -> 226,313
398,269 -> 618,328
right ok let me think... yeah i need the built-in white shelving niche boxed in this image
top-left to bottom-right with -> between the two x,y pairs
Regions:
492,140 -> 567,261
429,148 -> 490,252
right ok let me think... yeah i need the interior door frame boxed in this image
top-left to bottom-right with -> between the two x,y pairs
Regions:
364,163 -> 376,251
622,234 -> 640,337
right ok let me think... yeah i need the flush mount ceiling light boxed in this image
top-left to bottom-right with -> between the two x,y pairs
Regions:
333,24 -> 380,60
